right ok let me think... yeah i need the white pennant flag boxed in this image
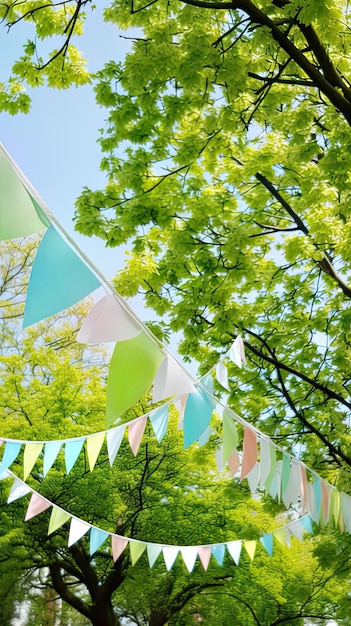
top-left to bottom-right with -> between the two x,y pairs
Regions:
228,335 -> 246,368
180,546 -> 198,572
7,477 -> 31,503
68,518 -> 90,547
153,355 -> 195,403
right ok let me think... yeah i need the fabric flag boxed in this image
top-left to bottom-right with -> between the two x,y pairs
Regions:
215,361 -> 230,391
241,427 -> 257,480
23,226 -> 101,327
153,355 -> 195,403
23,443 -> 43,480
198,546 -> 211,571
259,437 -> 272,489
149,405 -> 169,443
264,441 -> 277,493
330,488 -> 340,527
43,441 -> 62,477
321,481 -> 330,525
269,460 -> 282,501
246,462 -> 260,496
260,533 -> 273,556
0,147 -> 46,240
313,476 -> 322,521
183,387 -> 214,449
180,546 -> 198,572
48,506 -> 71,535
112,536 -> 129,562
300,514 -> 314,534
281,454 -> 291,498
300,464 -> 309,513
222,409 -> 238,463
128,417 -> 147,456
228,335 -> 246,368
341,492 -> 351,533
0,441 -> 21,474
226,540 -> 242,565
244,540 -> 256,561
282,460 -> 301,509
288,519 -> 304,542
68,518 -> 90,547
25,493 -> 51,521
77,294 -> 141,344
106,332 -> 164,427
147,543 -> 162,568
198,426 -> 214,447
273,528 -> 289,547
163,546 -> 179,571
106,426 -> 125,466
86,433 -> 105,472
228,450 -> 240,477
7,477 -> 31,503
90,527 -> 109,555
65,439 -> 85,474
130,540 -> 146,565
212,544 -> 225,566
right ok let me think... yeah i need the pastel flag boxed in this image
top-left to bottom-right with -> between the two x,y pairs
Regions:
23,442 -> 43,480
226,540 -> 242,565
130,540 -> 146,565
282,460 -> 301,509
90,527 -> 109,555
281,454 -> 291,497
65,439 -> 85,474
200,373 -> 214,394
240,427 -> 257,481
313,476 -> 322,520
244,540 -> 256,561
320,480 -> 330,525
25,492 -> 51,521
198,426 -> 214,447
212,544 -> 225,566
112,535 -> 129,562
149,405 -> 169,443
300,464 -> 309,513
215,361 -> 230,391
174,395 -> 187,427
269,460 -> 282,501
330,488 -> 340,527
228,450 -> 240,477
43,441 -> 62,477
106,332 -> 164,427
153,355 -> 195,403
259,437 -> 271,489
215,445 -> 224,472
183,388 -> 214,449
341,492 -> 351,533
273,528 -> 288,547
288,519 -> 304,542
0,147 -> 46,240
86,433 -> 105,472
260,533 -> 273,556
77,293 -> 141,344
163,546 -> 179,571
68,518 -> 90,547
48,506 -> 70,535
223,410 -> 238,463
228,335 -> 246,368
7,477 -> 31,503
147,543 -> 162,567
106,426 -> 125,466
181,546 -> 198,572
300,514 -> 314,534
0,441 -> 21,473
23,226 -> 101,327
198,546 -> 211,570
264,442 -> 277,493
307,482 -> 318,523
128,417 -> 147,456
247,462 -> 260,496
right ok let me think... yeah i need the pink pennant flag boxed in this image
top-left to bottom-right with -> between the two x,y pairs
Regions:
25,492 -> 51,521
300,464 -> 308,513
128,417 -> 147,456
241,427 -> 257,481
111,535 -> 129,562
228,450 -> 240,477
198,546 -> 211,571
321,481 -> 330,524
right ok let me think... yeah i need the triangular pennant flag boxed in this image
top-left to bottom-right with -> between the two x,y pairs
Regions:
25,493 -> 51,521
153,355 -> 195,403
149,405 -> 169,443
215,361 -> 230,391
106,426 -> 125,466
215,445 -> 224,472
307,481 -> 318,523
163,546 -> 179,571
90,527 -> 109,555
241,427 -> 257,480
260,533 -> 273,556
128,417 -> 147,456
198,426 -> 214,447
0,147 -> 46,240
244,540 -> 256,561
341,492 -> 351,533
174,395 -> 187,427
226,540 -> 242,565
68,518 -> 90,547
23,226 -> 101,327
313,476 -> 322,521
330,488 -> 340,527
259,437 -> 271,488
264,442 -> 277,493
321,480 -> 330,525
281,454 -> 291,497
246,462 -> 260,496
65,439 -> 85,474
228,335 -> 246,368
288,520 -> 304,542
86,433 -> 105,472
198,546 -> 211,571
7,477 -> 31,503
183,388 -> 214,449
282,459 -> 301,509
112,535 -> 129,562
300,464 -> 309,513
228,450 -> 240,477
43,441 -> 62,477
273,528 -> 288,547
77,294 -> 141,343
130,540 -> 146,565
212,544 -> 225,566
200,373 -> 214,394
300,514 -> 314,534
0,441 -> 21,473
180,546 -> 198,573
269,460 -> 282,501
223,409 -> 238,463
106,332 -> 164,427
23,442 -> 43,480
147,543 -> 162,567
48,506 -> 71,535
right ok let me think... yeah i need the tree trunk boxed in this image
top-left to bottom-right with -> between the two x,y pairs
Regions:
90,598 -> 121,626
150,610 -> 169,626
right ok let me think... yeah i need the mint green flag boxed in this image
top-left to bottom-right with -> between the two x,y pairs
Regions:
223,409 -> 238,463
106,332 -> 164,427
23,226 -> 101,327
0,149 -> 47,240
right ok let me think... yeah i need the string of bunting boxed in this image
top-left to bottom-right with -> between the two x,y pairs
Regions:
0,469 -> 315,571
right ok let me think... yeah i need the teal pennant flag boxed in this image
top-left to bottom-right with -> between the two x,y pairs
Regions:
183,387 -> 214,449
